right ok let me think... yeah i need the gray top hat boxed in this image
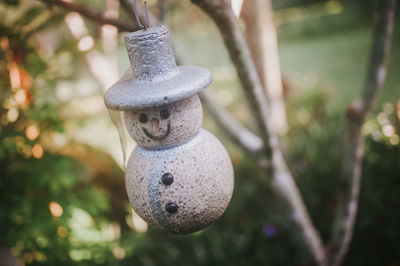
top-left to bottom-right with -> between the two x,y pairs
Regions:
104,25 -> 212,111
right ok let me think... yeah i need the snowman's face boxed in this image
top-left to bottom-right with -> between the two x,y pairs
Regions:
124,94 -> 202,149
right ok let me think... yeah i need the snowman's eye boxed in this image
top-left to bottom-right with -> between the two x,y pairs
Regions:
138,113 -> 148,123
160,108 -> 170,120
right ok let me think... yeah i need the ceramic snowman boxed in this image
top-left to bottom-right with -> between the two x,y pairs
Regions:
104,25 -> 234,234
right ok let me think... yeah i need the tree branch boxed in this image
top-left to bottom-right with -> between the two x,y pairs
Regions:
328,1 -> 396,266
190,0 -> 326,265
39,0 -> 139,32
241,0 -> 288,134
199,91 -> 263,154
191,0 -> 275,158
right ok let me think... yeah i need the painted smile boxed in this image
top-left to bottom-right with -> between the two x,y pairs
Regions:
142,122 -> 171,141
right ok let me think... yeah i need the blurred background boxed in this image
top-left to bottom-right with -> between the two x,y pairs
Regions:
0,0 -> 399,265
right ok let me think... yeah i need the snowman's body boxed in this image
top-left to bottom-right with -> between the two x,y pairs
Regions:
126,129 -> 233,233
104,25 -> 234,234
124,94 -> 233,233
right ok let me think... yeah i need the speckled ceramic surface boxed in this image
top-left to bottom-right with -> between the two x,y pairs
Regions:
124,94 -> 202,149
104,25 -> 234,234
104,25 -> 212,110
125,129 -> 234,233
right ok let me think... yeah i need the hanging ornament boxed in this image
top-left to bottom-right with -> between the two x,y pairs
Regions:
104,8 -> 234,234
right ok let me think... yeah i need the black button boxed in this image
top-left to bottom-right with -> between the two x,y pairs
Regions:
160,108 -> 170,120
161,173 -> 174,185
165,202 -> 178,213
138,113 -> 148,123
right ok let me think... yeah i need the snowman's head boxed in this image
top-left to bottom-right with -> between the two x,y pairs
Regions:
124,94 -> 202,149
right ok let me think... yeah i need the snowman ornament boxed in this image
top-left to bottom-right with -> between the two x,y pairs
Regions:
104,25 -> 234,234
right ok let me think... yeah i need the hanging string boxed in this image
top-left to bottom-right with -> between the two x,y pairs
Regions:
133,0 -> 150,30
108,109 -> 129,169
133,0 -> 144,29
144,1 -> 150,30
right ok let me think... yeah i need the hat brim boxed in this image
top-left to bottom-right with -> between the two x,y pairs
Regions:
104,66 -> 212,110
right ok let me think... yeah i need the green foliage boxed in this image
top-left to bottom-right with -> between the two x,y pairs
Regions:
347,138 -> 400,266
3,0 -> 20,7
285,86 -> 400,265
0,2 -> 122,264
284,86 -> 344,241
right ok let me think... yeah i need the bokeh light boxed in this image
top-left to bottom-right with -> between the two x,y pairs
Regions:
78,36 -> 94,51
15,89 -> 27,106
64,12 -> 87,39
112,246 -> 126,260
32,144 -> 44,159
49,201 -> 63,218
382,124 -> 395,137
7,108 -> 18,123
8,62 -> 21,89
57,226 -> 68,238
126,211 -> 148,233
25,125 -> 40,140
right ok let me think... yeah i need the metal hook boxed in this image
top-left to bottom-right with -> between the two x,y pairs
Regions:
133,0 -> 150,30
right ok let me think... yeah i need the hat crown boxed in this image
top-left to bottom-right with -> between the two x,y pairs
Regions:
125,25 -> 176,80
104,25 -> 212,111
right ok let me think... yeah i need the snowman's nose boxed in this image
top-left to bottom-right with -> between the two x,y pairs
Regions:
152,118 -> 159,134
